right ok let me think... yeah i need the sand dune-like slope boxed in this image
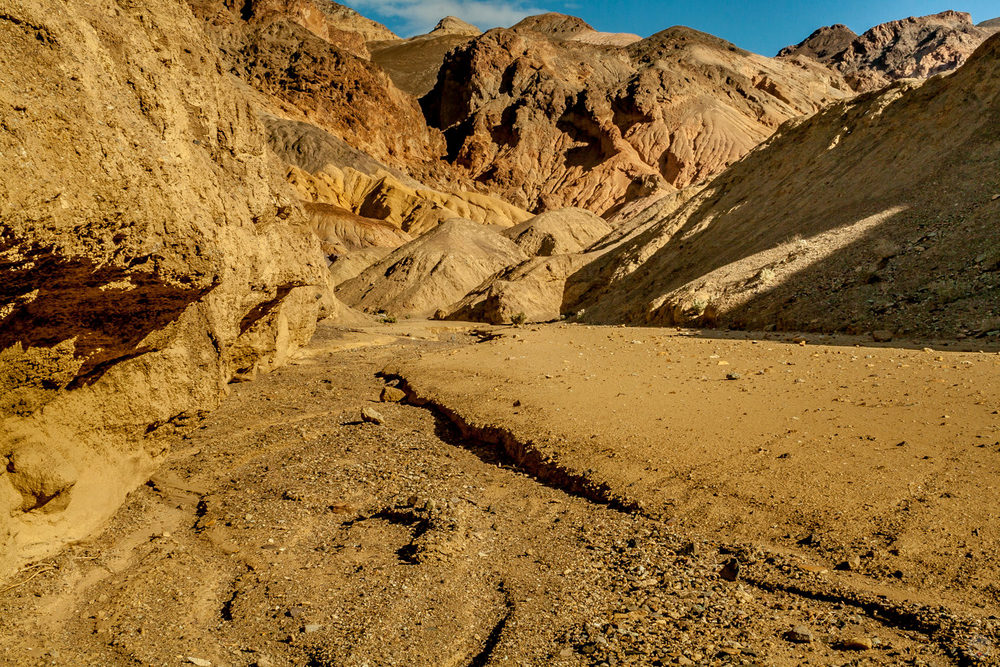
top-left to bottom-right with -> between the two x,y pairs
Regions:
569,33 -> 1000,340
502,208 -> 613,257
337,219 -> 528,317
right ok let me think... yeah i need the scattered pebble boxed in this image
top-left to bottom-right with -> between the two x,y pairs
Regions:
841,636 -> 874,651
381,387 -> 406,403
361,407 -> 385,425
787,625 -> 814,643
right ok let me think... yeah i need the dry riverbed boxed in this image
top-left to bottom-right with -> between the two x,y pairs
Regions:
1,322 -> 997,666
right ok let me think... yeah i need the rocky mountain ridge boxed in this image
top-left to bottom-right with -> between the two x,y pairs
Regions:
780,10 -> 999,91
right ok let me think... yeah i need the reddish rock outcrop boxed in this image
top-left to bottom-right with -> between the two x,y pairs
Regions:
189,0 -> 451,181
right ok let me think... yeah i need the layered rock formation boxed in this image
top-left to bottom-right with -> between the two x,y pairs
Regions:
422,22 -> 849,214
567,33 -> 1000,338
337,219 -> 528,317
780,11 -> 998,91
0,0 -> 335,578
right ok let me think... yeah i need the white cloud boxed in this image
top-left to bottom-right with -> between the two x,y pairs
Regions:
349,0 -> 548,36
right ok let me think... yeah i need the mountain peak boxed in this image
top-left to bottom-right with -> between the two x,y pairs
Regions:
512,13 -> 594,39
430,16 -> 481,37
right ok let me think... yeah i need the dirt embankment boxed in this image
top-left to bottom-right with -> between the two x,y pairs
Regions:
0,0 -> 335,580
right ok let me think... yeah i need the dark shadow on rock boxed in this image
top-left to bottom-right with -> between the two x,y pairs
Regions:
0,237 -> 213,387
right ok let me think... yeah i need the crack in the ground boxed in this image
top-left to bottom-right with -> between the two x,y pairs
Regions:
382,374 -> 642,515
384,373 -> 999,666
466,591 -> 513,667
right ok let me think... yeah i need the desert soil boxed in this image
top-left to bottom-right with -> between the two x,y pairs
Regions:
1,322 -> 997,666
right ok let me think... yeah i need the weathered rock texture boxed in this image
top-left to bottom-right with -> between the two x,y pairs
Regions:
220,0 -> 397,58
337,220 -> 528,317
0,0 -> 336,579
422,23 -> 850,214
780,11 -> 998,91
568,33 -> 1000,338
777,24 -> 857,61
512,12 -> 640,46
189,0 -> 449,179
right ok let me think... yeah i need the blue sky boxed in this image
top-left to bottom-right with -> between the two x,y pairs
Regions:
346,1 -> 999,55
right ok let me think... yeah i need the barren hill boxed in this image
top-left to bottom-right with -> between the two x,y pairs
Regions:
336,219 -> 528,317
777,24 -> 857,61
422,21 -> 850,214
370,18 -> 482,97
568,33 -> 1000,339
781,11 -> 997,91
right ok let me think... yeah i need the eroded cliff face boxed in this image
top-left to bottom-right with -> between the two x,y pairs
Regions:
0,0 -> 335,578
423,24 -> 850,215
189,0 -> 451,183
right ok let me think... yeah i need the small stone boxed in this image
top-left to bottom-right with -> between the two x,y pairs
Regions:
786,625 -> 814,643
380,387 -> 406,403
254,657 -> 275,667
679,542 -> 699,556
841,636 -> 873,651
872,330 -> 894,342
303,624 -> 322,633
186,659 -> 212,667
287,606 -> 307,619
837,554 -> 862,571
361,407 -> 385,425
726,372 -> 741,380
719,558 -> 740,581
677,657 -> 695,666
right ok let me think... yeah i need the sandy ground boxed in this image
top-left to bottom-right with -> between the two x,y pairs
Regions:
0,322 -> 997,666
